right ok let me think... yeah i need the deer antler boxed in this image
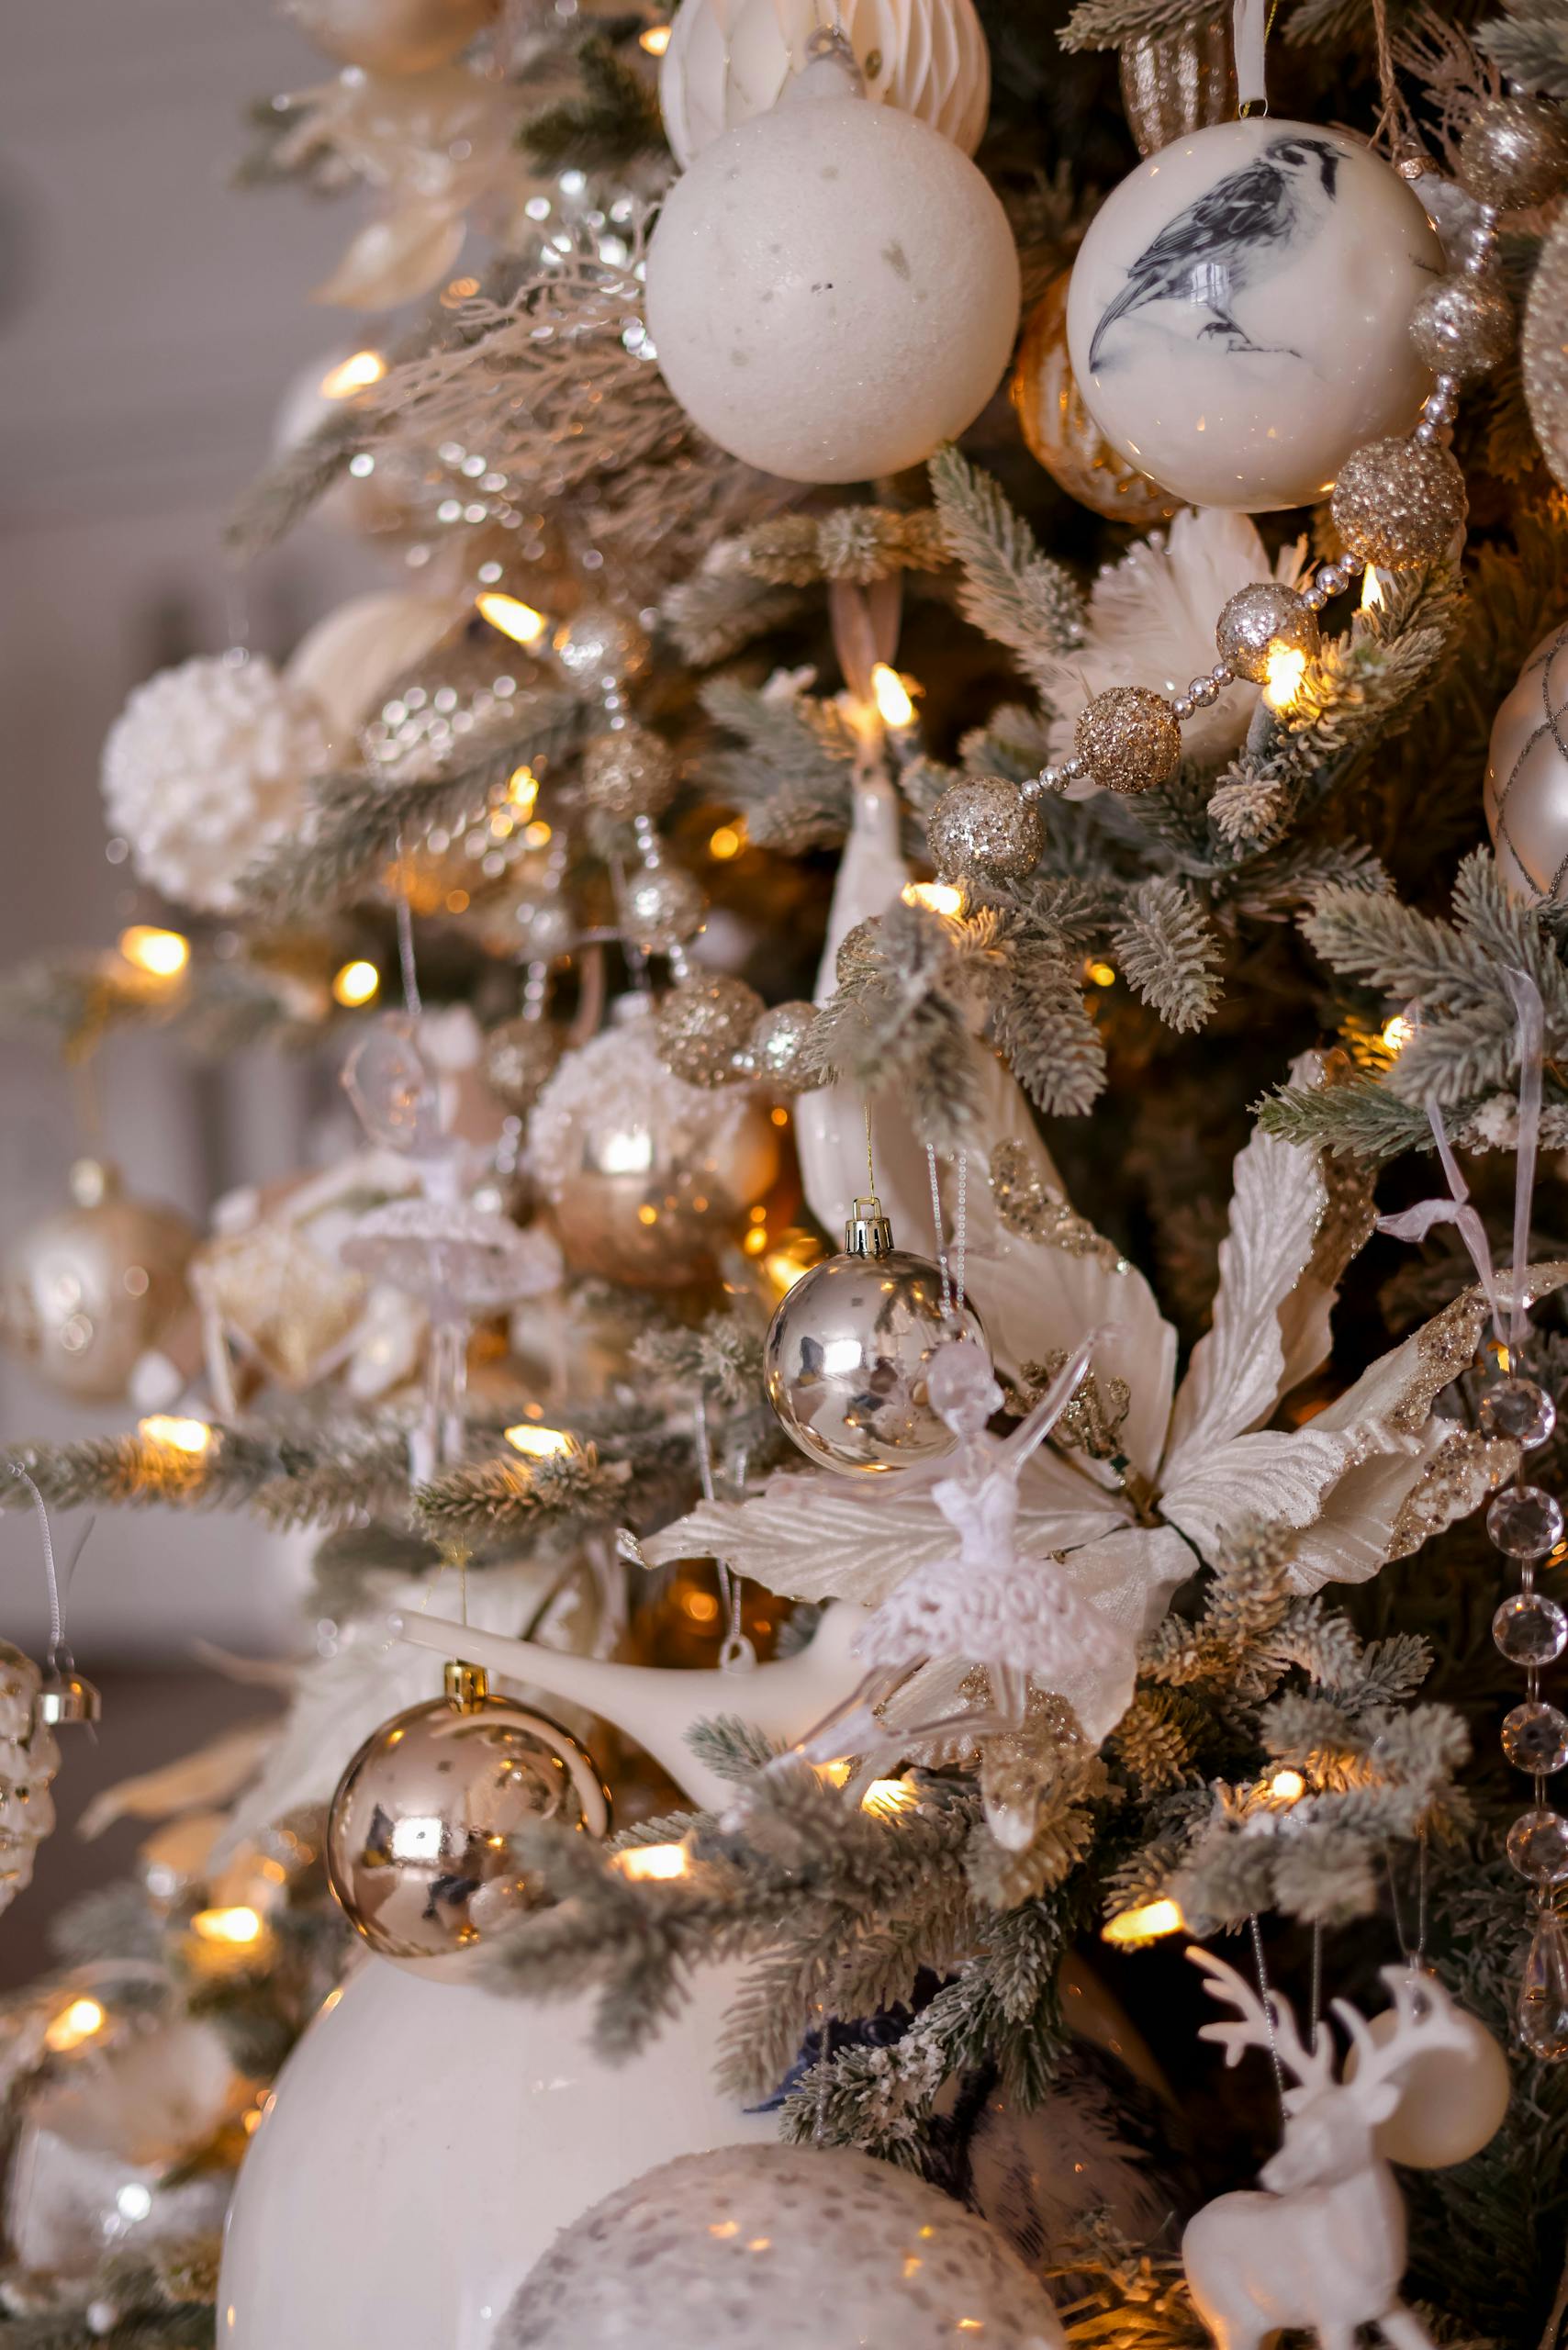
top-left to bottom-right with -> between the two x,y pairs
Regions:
1188,1946 -> 1338,2098
1330,1965 -> 1474,2108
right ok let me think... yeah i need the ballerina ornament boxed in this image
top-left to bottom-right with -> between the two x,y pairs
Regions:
793,1332 -> 1137,1839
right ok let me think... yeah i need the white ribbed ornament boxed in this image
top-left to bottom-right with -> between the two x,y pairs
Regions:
287,589 -> 461,736
659,0 -> 989,168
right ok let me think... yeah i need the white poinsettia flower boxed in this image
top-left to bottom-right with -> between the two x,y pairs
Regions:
648,1063 -> 1567,1747
1036,507 -> 1308,774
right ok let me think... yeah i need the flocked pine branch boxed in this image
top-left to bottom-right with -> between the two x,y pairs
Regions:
1479,0 -> 1568,94
413,1444 -> 636,1538
1110,877 -> 1225,1034
695,675 -> 857,851
518,33 -> 668,172
812,896 -> 983,1143
926,444 -> 1084,686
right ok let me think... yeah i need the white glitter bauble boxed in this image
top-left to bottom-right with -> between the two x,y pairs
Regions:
1066,120 -> 1441,510
499,2144 -> 1066,2348
217,1957 -> 777,2350
287,589 -> 457,734
1485,621 -> 1568,902
659,0 -> 989,170
101,655 -> 333,914
286,0 -> 497,76
644,69 -> 1020,484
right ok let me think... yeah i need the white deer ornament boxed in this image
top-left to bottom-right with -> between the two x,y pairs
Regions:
1182,1949 -> 1476,2350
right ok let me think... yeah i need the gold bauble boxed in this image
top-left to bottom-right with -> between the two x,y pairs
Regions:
530,1016 -> 781,1290
1011,273 -> 1178,525
326,1665 -> 610,1974
1,1162 -> 196,1404
1118,15 -> 1234,156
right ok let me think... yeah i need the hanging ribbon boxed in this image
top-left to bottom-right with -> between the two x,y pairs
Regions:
1233,0 -> 1269,115
1375,967 -> 1545,1359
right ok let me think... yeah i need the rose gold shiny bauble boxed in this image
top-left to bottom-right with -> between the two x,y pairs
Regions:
1011,274 -> 1178,526
1,1162 -> 196,1404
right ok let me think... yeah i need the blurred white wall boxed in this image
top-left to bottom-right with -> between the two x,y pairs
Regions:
0,0 -> 391,1658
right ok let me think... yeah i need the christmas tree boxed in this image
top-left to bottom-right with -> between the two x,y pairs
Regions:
6,0 -> 1568,2340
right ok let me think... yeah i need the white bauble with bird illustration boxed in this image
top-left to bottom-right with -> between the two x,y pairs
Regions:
1066,120 -> 1442,510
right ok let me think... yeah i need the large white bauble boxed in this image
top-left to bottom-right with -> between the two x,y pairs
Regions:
644,84 -> 1021,484
498,2144 -> 1067,2348
217,1957 -> 777,2350
287,588 -> 459,735
1344,1995 -> 1511,2169
1066,120 -> 1442,510
659,0 -> 989,170
287,0 -> 497,77
1485,621 -> 1568,901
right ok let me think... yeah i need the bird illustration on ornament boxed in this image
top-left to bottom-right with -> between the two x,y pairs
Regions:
1087,133 -> 1342,371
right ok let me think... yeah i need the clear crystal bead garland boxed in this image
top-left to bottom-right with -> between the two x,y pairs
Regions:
1484,1371 -> 1568,2056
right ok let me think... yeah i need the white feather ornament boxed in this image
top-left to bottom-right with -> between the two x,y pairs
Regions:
1033,508 -> 1308,774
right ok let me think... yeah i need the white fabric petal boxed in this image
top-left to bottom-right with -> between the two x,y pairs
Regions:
642,1457 -> 1129,1609
1161,1122 -> 1330,1483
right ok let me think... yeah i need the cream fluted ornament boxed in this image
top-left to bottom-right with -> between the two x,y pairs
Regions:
644,37 -> 1020,486
1485,621 -> 1568,903
1066,120 -> 1442,511
658,0 -> 990,169
216,1957 -> 779,2350
286,588 -> 458,735
100,654 -> 333,914
498,2145 -> 1066,2349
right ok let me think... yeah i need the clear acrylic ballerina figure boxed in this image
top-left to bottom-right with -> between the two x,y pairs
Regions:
792,1332 -> 1134,1842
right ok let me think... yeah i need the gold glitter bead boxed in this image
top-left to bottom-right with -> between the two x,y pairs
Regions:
623,866 -> 707,953
481,1017 -> 561,1114
551,605 -> 650,688
1458,96 -> 1568,213
1074,687 -> 1180,795
747,999 -> 826,1092
581,724 -> 678,821
1329,436 -> 1467,570
927,777 -> 1044,881
653,974 -> 764,1087
1215,582 -> 1319,684
1409,275 -> 1516,381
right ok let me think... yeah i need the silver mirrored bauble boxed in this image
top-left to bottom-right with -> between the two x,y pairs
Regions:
745,1000 -> 825,1092
1075,687 -> 1181,794
327,1669 -> 610,1971
498,2144 -> 1066,2350
623,867 -> 707,954
654,975 -> 763,1088
1215,582 -> 1319,684
1,1162 -> 196,1404
1459,96 -> 1568,214
1485,622 -> 1568,901
581,724 -> 678,821
1330,436 -> 1467,570
1408,275 -> 1515,382
765,1205 -> 988,1475
927,778 -> 1044,882
552,607 -> 650,688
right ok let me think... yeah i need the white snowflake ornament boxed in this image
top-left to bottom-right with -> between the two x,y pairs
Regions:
100,655 -> 333,914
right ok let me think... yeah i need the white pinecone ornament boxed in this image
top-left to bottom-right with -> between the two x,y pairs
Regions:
101,654 -> 333,913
